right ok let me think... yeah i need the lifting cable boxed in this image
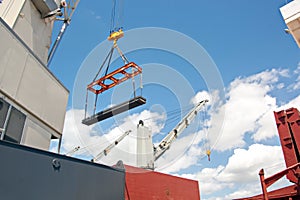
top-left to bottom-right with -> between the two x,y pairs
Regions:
110,0 -> 116,33
141,104 -> 194,123
93,46 -> 115,82
110,0 -> 124,33
201,104 -> 211,161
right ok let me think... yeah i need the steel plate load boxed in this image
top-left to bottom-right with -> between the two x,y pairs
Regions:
82,96 -> 146,126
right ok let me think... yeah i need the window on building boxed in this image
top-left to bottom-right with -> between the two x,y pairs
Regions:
4,107 -> 26,143
0,99 -> 9,126
0,98 -> 26,144
0,98 -> 9,138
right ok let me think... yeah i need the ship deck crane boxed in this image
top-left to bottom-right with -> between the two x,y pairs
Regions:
91,130 -> 132,162
65,146 -> 80,156
153,99 -> 209,161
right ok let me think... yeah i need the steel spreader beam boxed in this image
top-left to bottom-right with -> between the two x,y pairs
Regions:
87,62 -> 142,95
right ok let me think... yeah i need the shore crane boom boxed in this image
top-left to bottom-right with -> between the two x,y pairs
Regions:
153,99 -> 208,161
91,130 -> 131,162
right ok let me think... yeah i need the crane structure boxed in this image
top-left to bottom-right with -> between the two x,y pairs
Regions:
135,99 -> 209,169
65,146 -> 80,156
48,0 -> 81,66
91,99 -> 209,170
153,99 -> 209,161
80,0 -> 208,169
91,130 -> 132,162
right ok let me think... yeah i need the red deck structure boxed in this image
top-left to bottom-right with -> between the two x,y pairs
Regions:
124,165 -> 201,200
237,108 -> 300,200
235,184 -> 299,200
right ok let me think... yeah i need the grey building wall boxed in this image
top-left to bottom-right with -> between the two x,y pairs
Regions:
0,0 -> 57,64
0,17 -> 68,150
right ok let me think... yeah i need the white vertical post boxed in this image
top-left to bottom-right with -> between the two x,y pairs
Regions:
136,120 -> 154,169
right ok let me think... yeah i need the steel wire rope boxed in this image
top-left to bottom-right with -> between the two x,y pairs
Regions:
140,104 -> 195,136
116,0 -> 124,31
166,105 -> 192,116
85,46 -> 114,117
141,104 -> 193,122
135,105 -> 185,141
164,114 -> 182,125
201,104 -> 211,160
110,0 -> 116,33
92,46 -> 115,82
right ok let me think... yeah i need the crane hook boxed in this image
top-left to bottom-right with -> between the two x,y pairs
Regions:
206,149 -> 211,161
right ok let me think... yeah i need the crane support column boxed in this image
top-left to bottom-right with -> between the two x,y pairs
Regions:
136,120 -> 154,169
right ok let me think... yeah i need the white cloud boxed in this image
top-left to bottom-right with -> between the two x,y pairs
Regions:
277,83 -> 285,89
279,95 -> 300,110
191,90 -> 211,105
196,166 -> 232,195
288,82 -> 300,91
218,144 -> 284,183
209,69 -> 288,151
252,108 -> 277,141
177,144 -> 287,200
61,109 -> 98,155
168,66 -> 300,199
245,68 -> 289,84
295,63 -> 300,74
287,63 -> 300,91
179,165 -> 232,196
205,92 -> 300,199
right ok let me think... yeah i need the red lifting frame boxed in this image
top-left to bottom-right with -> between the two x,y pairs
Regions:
87,62 -> 142,94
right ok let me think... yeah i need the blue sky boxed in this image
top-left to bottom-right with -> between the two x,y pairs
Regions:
49,1 -> 300,199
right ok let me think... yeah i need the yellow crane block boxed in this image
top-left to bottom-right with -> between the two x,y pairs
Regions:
108,29 -> 124,41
